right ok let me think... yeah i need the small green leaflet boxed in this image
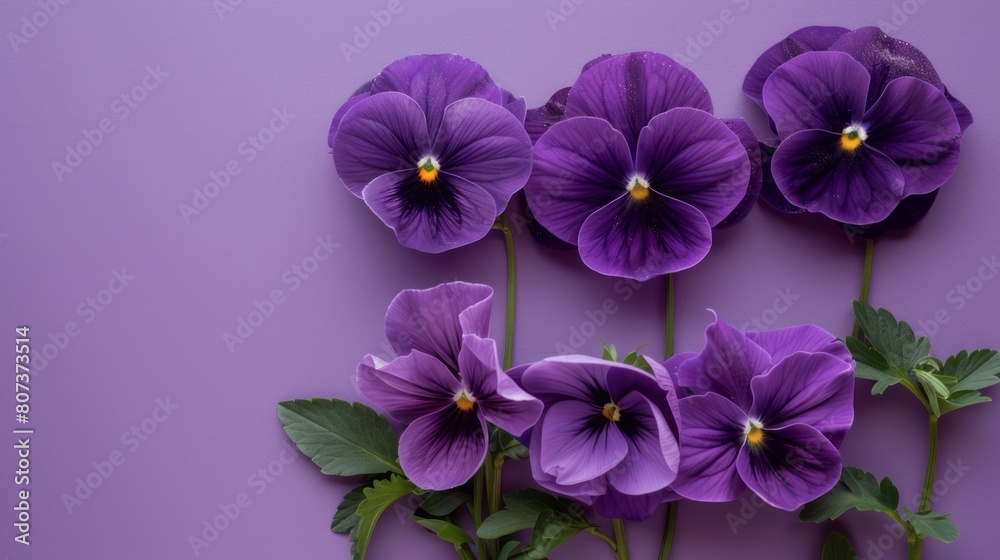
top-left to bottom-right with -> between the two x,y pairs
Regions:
491,428 -> 529,462
847,336 -> 900,395
277,399 -> 402,476
332,481 -> 372,533
478,489 -> 593,541
851,302 -> 930,372
412,515 -> 473,546
417,488 -> 472,517
496,541 -> 521,560
352,475 -> 416,560
821,531 -> 858,560
601,341 -> 618,361
905,508 -> 959,543
800,467 -> 899,522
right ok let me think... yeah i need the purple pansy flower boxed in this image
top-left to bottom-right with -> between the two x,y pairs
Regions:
515,355 -> 681,521
356,282 -> 542,490
666,314 -> 855,510
744,27 -> 971,233
330,54 -> 533,253
523,52 -> 760,281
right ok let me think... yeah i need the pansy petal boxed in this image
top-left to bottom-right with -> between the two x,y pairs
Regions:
371,53 -> 502,134
743,26 -> 851,109
594,488 -> 672,521
459,334 -> 542,436
770,129 -> 904,224
329,92 -> 370,151
578,191 -> 713,281
736,423 -> 842,511
565,52 -> 713,151
745,324 -> 851,364
607,391 -> 678,495
762,51 -> 870,139
671,393 -> 747,503
520,355 -> 610,402
636,108 -> 750,225
829,27 -> 943,107
399,407 -> 487,490
539,399 -> 629,485
945,90 -> 973,133
525,117 -> 635,244
758,142 -> 807,214
362,170 -> 497,253
501,88 -> 527,124
332,92 -> 430,196
433,98 -> 533,210
751,352 -> 855,446
357,352 -> 459,424
715,118 -> 763,229
524,87 -> 570,144
529,422 -> 605,501
384,282 -> 493,371
863,77 -> 961,197
676,313 -> 771,409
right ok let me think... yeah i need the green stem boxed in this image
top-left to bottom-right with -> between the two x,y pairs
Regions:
483,449 -> 499,557
851,239 -> 875,338
657,502 -> 677,560
458,543 -> 477,560
585,528 -> 619,551
612,519 -> 631,560
919,415 -> 940,512
499,213 -> 517,370
664,274 -> 675,358
471,469 -> 489,560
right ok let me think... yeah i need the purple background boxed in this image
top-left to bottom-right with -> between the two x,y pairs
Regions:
2,0 -> 998,558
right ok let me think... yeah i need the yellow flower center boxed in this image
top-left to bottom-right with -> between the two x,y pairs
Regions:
744,420 -> 765,446
417,156 -> 440,184
626,176 -> 651,201
602,403 -> 621,422
454,390 -> 476,412
839,125 -> 868,152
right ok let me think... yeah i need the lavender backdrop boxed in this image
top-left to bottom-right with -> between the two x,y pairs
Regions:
2,0 -> 997,558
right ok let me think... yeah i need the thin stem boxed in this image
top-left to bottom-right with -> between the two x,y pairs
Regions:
458,543 -> 477,560
657,502 -> 678,560
471,469 -> 489,560
612,519 -> 631,560
887,507 -> 920,559
851,239 -> 875,338
483,449 -> 499,557
585,528 -> 619,551
664,274 -> 675,358
919,415 -> 940,512
499,213 -> 517,370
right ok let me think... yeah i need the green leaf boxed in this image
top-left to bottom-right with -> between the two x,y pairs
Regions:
332,481 -> 374,533
412,515 -> 473,546
821,531 -> 858,560
945,349 -> 1000,394
852,302 -> 930,372
478,489 -> 591,539
496,541 -> 521,560
522,508 -> 586,558
278,399 -> 401,476
914,369 -> 947,415
352,474 -> 416,559
601,341 -> 617,361
846,337 -> 900,394
800,467 -> 899,522
938,391 -> 992,414
492,429 -> 529,462
905,508 -> 959,543
418,488 -> 472,517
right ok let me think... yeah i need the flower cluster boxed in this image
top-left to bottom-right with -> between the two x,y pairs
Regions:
357,283 -> 854,520
744,26 -> 972,235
